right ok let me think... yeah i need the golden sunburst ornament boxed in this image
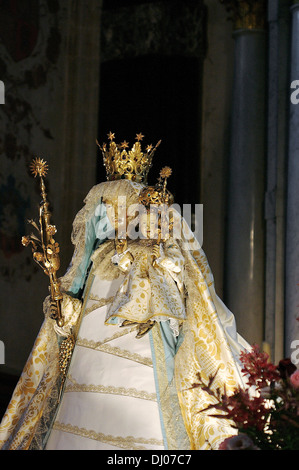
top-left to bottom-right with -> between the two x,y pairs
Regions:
159,166 -> 172,179
30,158 -> 49,178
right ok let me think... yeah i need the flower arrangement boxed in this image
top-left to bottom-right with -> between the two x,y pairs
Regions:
193,345 -> 299,450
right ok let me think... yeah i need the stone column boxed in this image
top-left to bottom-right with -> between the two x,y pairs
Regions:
265,0 -> 290,363
221,0 -> 267,345
285,0 -> 299,359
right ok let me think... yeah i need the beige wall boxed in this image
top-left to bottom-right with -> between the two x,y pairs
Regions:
0,1 -> 102,375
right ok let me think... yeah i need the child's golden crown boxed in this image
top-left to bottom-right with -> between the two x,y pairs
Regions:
97,132 -> 161,183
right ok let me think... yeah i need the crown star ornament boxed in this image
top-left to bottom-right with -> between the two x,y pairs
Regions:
96,132 -> 161,183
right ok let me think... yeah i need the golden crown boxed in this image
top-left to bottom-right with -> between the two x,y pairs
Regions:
138,166 -> 174,208
96,132 -> 161,183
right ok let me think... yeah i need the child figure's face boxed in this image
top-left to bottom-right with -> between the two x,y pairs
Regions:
139,211 -> 159,239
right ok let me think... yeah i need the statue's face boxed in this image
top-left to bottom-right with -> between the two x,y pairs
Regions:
139,211 -> 159,239
104,198 -> 128,231
104,196 -> 163,240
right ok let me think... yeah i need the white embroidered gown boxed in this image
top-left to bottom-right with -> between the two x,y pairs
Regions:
46,273 -> 165,450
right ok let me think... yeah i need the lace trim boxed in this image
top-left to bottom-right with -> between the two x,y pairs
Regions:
76,337 -> 153,367
100,326 -> 137,344
77,326 -> 135,348
65,375 -> 157,401
84,296 -> 115,317
52,422 -> 163,450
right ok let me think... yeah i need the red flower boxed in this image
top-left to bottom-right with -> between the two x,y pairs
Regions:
240,344 -> 280,389
222,388 -> 269,431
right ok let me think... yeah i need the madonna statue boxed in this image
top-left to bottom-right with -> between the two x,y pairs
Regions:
0,133 -> 250,450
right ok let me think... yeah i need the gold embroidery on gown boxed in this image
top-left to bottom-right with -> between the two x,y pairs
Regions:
65,374 -> 157,402
51,421 -> 164,450
76,337 -> 154,368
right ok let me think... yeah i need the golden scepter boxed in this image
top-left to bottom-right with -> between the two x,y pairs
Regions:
22,158 -> 64,328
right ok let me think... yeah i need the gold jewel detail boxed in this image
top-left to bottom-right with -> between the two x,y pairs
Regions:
96,132 -> 161,183
59,334 -> 76,378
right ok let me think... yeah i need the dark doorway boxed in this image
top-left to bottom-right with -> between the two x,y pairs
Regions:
97,54 -> 202,206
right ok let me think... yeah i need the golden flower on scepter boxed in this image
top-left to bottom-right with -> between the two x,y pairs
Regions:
21,235 -> 31,247
47,224 -> 57,236
159,166 -> 172,179
21,229 -> 40,251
